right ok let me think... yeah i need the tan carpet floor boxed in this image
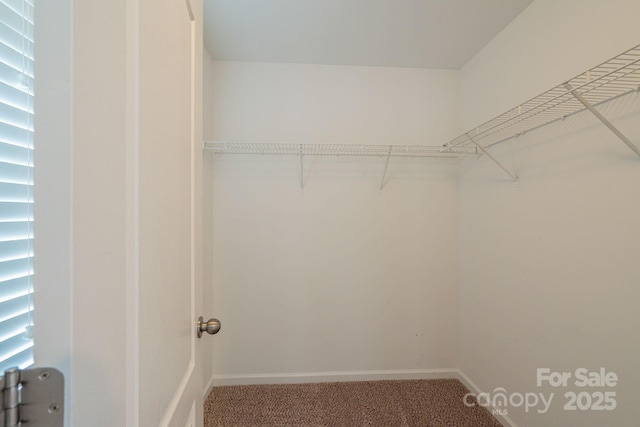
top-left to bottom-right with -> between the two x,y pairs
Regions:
204,378 -> 502,426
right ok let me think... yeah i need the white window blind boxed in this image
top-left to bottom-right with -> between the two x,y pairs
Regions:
0,0 -> 35,372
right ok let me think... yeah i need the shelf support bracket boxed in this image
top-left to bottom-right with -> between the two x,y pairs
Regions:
380,146 -> 392,190
467,133 -> 519,182
564,83 -> 640,157
299,144 -> 304,190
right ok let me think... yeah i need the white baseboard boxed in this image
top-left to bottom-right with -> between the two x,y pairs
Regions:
212,368 -> 459,387
455,369 -> 517,427
203,373 -> 216,400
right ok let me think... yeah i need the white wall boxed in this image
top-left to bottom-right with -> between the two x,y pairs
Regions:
208,62 -> 461,382
211,62 -> 458,145
458,1 -> 640,426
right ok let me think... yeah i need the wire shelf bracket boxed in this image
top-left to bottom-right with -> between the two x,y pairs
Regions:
467,133 -> 518,182
299,144 -> 304,190
379,146 -> 392,190
564,82 -> 640,157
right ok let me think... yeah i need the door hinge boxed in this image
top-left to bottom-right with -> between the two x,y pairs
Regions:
1,367 -> 64,427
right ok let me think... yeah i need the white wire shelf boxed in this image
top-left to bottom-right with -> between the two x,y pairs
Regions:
204,44 -> 640,184
444,43 -> 640,152
204,142 -> 477,157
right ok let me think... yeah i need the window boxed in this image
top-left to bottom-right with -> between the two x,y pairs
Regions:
0,0 -> 35,372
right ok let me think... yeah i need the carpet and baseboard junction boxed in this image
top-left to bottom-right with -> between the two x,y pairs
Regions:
204,378 -> 503,426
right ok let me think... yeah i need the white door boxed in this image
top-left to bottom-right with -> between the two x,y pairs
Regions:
136,0 -> 205,425
33,0 -> 206,425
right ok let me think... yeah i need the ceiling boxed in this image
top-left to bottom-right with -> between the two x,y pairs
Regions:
203,0 -> 534,70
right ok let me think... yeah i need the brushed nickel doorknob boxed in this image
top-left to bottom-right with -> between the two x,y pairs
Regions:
197,316 -> 221,338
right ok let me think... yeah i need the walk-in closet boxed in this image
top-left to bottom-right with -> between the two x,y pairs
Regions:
200,1 -> 640,426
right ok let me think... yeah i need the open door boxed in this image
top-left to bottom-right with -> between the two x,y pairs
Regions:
136,0 -> 205,425
33,0 -> 207,425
